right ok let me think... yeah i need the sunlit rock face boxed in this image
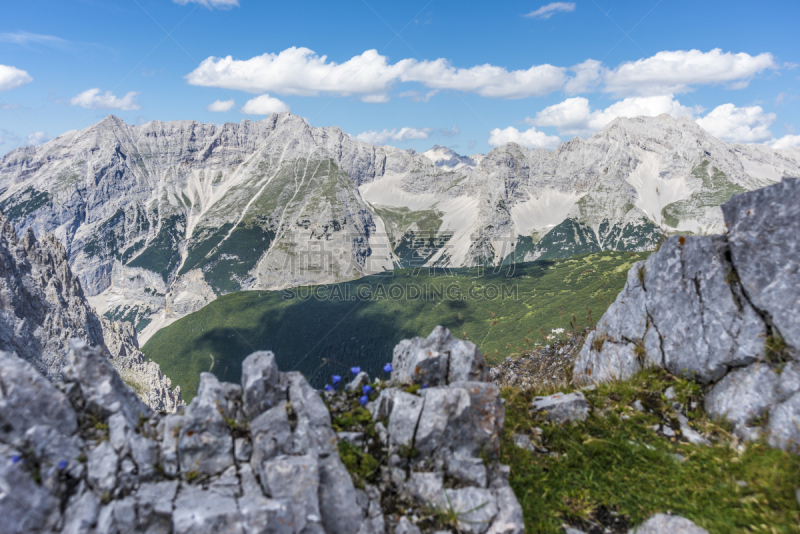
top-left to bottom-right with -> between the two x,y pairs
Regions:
574,178 -> 800,452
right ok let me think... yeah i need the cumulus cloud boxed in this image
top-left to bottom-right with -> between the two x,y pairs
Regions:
531,94 -> 699,136
207,99 -> 235,112
488,126 -> 561,149
27,132 -> 52,145
400,59 -> 566,98
523,2 -> 576,19
0,65 -> 33,92
356,127 -> 433,145
241,94 -> 290,115
604,49 -> 776,96
186,47 -> 566,99
186,47 -> 778,101
173,0 -> 239,8
771,135 -> 800,149
696,103 -> 776,143
70,88 -> 141,110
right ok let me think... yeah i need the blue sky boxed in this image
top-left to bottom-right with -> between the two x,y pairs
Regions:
1,0 -> 799,156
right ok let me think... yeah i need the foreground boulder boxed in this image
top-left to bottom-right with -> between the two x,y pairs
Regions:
574,178 -> 800,450
0,327 -> 523,533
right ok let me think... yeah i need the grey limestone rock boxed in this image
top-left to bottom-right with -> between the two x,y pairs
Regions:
0,454 -> 61,533
0,350 -> 78,444
396,516 -> 423,534
512,433 -> 536,452
531,391 -> 590,424
88,441 -> 119,493
722,177 -> 800,355
241,350 -> 283,420
0,325 -> 523,533
173,484 -> 243,534
258,454 -> 320,533
574,179 -> 800,451
178,373 -> 235,477
64,339 -> 153,427
629,513 -> 708,534
767,392 -> 800,452
705,364 -> 778,440
392,325 -> 488,386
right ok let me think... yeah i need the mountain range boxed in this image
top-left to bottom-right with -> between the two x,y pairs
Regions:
1,112 -> 798,342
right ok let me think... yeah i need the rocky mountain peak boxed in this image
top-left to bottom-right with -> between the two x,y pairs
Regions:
2,112 -> 798,342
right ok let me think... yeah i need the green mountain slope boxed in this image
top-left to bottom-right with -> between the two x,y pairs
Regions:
142,250 -> 647,401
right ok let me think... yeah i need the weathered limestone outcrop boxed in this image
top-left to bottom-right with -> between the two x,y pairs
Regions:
0,210 -> 104,381
574,178 -> 800,451
0,210 -> 181,412
0,327 -> 523,533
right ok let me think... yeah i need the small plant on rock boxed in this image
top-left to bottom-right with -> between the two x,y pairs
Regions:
765,333 -> 790,364
592,333 -> 608,353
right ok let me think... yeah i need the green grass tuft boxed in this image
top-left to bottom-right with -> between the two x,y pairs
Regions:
501,368 -> 800,533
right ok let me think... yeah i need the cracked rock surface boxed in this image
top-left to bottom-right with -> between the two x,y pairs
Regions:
574,178 -> 800,450
0,326 -> 523,533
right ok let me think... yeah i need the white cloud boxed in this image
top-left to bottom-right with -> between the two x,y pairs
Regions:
187,48 -> 409,96
0,65 -> 33,92
399,89 -> 439,102
361,94 -> 390,103
240,94 -> 289,115
356,127 -> 433,145
27,132 -> 52,145
531,94 -> 699,136
173,0 -> 239,8
0,31 -> 70,48
565,59 -> 603,94
488,126 -> 561,149
604,49 -> 776,96
401,60 -> 566,99
771,135 -> 800,149
696,103 -> 775,143
186,47 -> 779,101
207,99 -> 235,112
70,88 -> 141,110
523,2 -> 576,19
187,46 -> 566,99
